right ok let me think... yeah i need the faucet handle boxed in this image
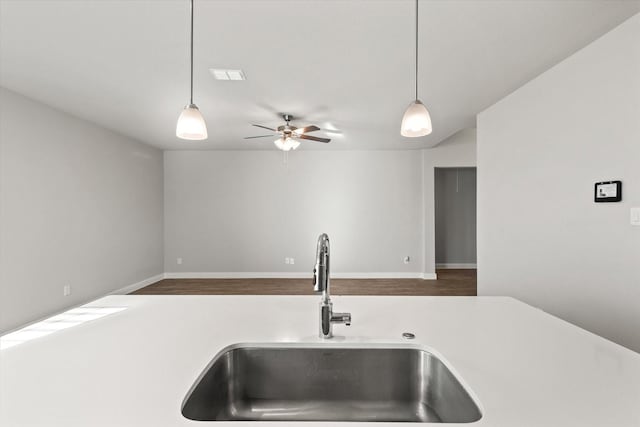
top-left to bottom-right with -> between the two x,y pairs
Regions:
332,312 -> 351,326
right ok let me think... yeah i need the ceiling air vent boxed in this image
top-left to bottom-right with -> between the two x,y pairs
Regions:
209,69 -> 246,81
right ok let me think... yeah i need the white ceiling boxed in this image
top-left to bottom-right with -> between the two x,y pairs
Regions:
1,0 -> 639,150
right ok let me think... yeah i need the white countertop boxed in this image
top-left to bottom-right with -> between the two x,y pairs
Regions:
1,295 -> 639,426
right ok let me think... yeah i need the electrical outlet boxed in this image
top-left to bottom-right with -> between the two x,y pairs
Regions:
631,208 -> 640,226
285,257 -> 290,264
404,256 -> 411,264
63,285 -> 72,296
176,257 -> 183,265
290,258 -> 295,265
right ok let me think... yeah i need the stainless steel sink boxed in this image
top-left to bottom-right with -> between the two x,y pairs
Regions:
182,344 -> 482,423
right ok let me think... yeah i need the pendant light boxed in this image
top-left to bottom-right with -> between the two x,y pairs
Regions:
176,0 -> 208,140
401,0 -> 432,137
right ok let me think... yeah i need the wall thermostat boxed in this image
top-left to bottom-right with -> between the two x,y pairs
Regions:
594,180 -> 622,203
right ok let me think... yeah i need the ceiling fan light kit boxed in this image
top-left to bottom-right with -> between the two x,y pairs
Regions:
274,137 -> 300,152
176,0 -> 208,141
401,0 -> 433,138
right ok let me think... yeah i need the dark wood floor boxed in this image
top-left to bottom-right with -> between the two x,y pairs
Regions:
132,269 -> 476,296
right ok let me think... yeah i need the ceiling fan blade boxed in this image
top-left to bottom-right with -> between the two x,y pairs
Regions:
298,134 -> 330,143
293,125 -> 321,134
244,135 -> 274,139
251,124 -> 277,132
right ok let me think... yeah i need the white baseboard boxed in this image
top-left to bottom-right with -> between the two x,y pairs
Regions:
164,272 -> 311,279
436,263 -> 477,269
111,273 -> 165,295
333,272 -> 434,280
164,272 -> 436,280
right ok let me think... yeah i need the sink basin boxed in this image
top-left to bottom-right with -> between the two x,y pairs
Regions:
182,344 -> 482,423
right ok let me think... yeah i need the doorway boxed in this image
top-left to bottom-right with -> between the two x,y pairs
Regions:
434,167 -> 477,269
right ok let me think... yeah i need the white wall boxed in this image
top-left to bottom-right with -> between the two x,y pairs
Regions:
477,15 -> 640,352
0,88 -> 164,333
164,131 -> 476,278
164,150 -> 424,277
423,129 -> 477,274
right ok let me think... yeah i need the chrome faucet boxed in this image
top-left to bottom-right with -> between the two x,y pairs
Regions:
313,233 -> 351,338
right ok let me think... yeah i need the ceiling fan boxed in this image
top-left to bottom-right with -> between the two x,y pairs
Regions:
244,114 -> 331,151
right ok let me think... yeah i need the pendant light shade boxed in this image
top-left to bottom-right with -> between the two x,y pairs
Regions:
177,0 -> 208,141
401,99 -> 432,137
176,104 -> 208,140
401,0 -> 432,138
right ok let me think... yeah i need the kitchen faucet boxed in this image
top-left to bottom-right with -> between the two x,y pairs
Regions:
313,233 -> 351,338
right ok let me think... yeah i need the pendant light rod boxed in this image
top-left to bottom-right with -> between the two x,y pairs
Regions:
415,0 -> 419,100
189,0 -> 194,105
400,0 -> 432,138
176,0 -> 207,140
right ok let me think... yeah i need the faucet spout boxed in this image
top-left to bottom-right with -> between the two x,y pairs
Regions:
313,233 -> 330,295
312,233 -> 351,338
